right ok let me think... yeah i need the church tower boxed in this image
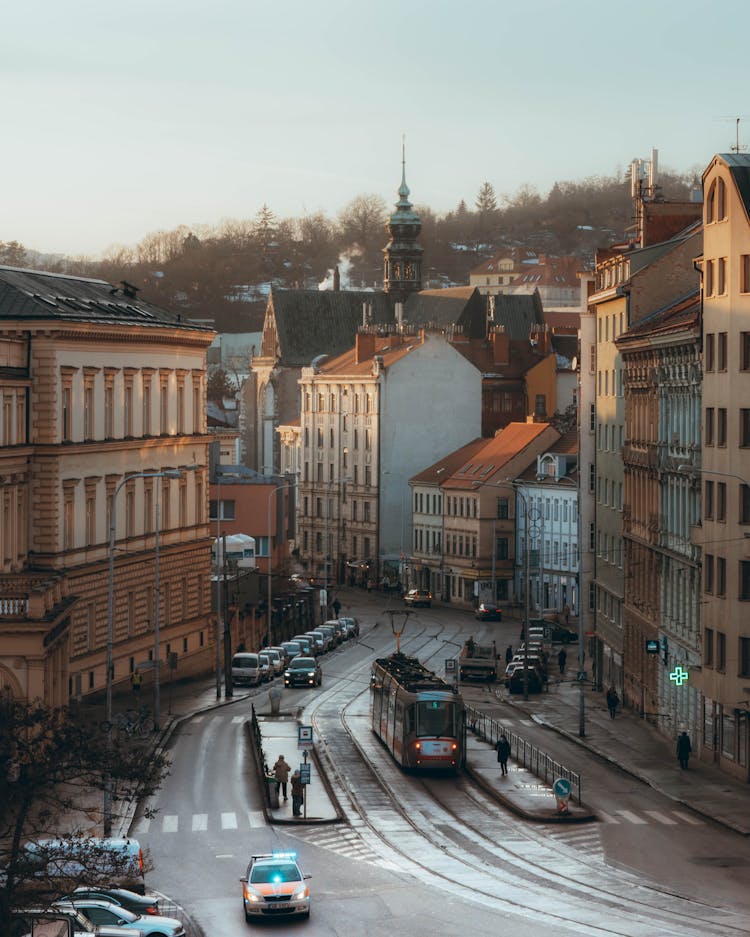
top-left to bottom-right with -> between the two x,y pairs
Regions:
383,144 -> 423,306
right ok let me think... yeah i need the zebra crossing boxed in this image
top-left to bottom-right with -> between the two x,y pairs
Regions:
132,804 -> 704,840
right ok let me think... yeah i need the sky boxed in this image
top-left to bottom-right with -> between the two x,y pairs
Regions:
4,0 -> 750,258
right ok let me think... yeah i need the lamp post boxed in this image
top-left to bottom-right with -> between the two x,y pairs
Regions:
105,466 -> 184,836
214,469 -> 243,699
267,481 -> 292,645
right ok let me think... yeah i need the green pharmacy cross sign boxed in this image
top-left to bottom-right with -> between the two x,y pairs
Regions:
669,665 -> 689,686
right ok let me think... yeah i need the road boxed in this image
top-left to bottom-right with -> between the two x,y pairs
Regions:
131,601 -> 750,936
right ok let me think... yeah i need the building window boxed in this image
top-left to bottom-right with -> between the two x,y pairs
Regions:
717,556 -> 726,596
83,387 -> 94,440
740,637 -> 750,678
718,408 -> 727,447
717,177 -> 726,219
124,385 -> 133,436
717,631 -> 726,671
496,497 -> 509,519
741,485 -> 750,525
741,560 -> 750,600
589,464 -> 595,493
160,384 -> 168,433
718,332 -> 728,370
177,385 -> 185,434
496,537 -> 509,560
705,408 -> 714,446
741,410 -> 750,448
742,256 -> 750,294
717,482 -> 727,522
705,333 -> 715,371
104,385 -> 114,438
704,480 -> 714,520
705,628 -> 714,667
705,553 -> 714,594
143,381 -> 151,435
718,258 -> 727,296
706,259 -> 714,296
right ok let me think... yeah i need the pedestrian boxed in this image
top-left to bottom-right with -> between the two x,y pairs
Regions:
606,686 -> 619,719
495,734 -> 511,776
291,769 -> 304,817
563,604 -> 570,626
519,625 -> 525,642
676,731 -> 692,769
130,670 -> 142,697
465,636 -> 476,657
367,577 -> 374,593
505,645 -> 513,665
332,596 -> 341,618
558,648 -> 567,675
273,754 -> 291,800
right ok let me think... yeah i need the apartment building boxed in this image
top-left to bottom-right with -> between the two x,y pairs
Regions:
0,268 -> 215,705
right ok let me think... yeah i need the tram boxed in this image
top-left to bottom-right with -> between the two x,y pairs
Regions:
370,653 -> 466,772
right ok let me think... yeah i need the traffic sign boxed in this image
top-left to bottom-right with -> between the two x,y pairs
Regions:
299,764 -> 311,784
298,725 -> 313,749
553,777 -> 572,814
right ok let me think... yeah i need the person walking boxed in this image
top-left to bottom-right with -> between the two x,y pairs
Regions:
332,596 -> 341,618
495,734 -> 511,776
273,755 -> 291,800
130,670 -> 142,698
505,645 -> 513,665
606,686 -> 619,719
558,648 -> 567,675
291,769 -> 304,817
676,731 -> 692,769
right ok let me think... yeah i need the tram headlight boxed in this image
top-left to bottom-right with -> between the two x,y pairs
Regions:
451,742 -> 457,750
415,741 -> 421,750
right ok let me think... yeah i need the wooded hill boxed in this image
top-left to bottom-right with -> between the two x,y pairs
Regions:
3,168 -> 698,333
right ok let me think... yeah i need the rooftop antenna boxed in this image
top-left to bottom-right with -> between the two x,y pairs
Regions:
714,116 -> 749,153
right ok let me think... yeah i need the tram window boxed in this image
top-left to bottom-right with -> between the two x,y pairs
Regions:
416,700 -> 455,737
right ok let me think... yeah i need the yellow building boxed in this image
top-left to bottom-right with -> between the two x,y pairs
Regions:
0,268 -> 215,705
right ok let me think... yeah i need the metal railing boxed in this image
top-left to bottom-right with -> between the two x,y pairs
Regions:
465,703 -> 582,805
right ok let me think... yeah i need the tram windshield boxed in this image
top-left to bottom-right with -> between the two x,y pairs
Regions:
415,698 -> 456,737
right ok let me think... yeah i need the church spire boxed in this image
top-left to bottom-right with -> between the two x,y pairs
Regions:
383,139 -> 423,304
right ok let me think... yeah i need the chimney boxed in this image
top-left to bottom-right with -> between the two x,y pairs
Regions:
333,266 -> 340,291
355,331 -> 378,364
492,328 -> 510,366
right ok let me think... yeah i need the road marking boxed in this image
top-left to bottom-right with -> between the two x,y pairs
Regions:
231,715 -> 245,724
672,810 -> 705,825
616,810 -> 647,824
247,810 -> 266,828
598,811 -> 620,824
192,814 -> 208,831
191,715 -> 204,723
163,814 -> 179,832
222,811 -> 238,829
644,810 -> 677,825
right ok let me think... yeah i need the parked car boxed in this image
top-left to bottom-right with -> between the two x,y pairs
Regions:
303,631 -> 326,655
404,589 -> 432,608
257,652 -> 274,682
267,645 -> 291,666
283,656 -> 322,688
280,640 -> 303,661
338,616 -> 359,638
323,619 -> 345,644
507,664 -> 545,694
261,648 -> 284,675
19,837 -> 146,896
240,851 -> 311,922
316,624 -> 337,649
291,635 -> 315,657
475,602 -> 502,621
63,887 -> 160,916
231,652 -> 263,687
58,898 -> 185,936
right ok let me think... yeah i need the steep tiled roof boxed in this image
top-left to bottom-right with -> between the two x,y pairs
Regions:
404,286 -> 486,337
445,422 -> 558,490
267,288 -> 394,366
410,437 -> 487,485
491,291 -> 545,340
618,290 -> 700,340
718,153 -> 750,222
0,265 -> 210,331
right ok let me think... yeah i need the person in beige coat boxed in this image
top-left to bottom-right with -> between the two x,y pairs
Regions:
273,755 -> 291,800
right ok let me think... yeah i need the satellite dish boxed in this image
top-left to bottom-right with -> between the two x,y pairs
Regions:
571,356 -> 578,371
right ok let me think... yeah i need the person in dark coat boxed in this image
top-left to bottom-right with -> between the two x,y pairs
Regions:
676,731 -> 692,769
291,769 -> 304,816
273,755 -> 291,800
558,648 -> 567,675
606,686 -> 619,719
495,734 -> 511,775
505,645 -> 513,665
332,597 -> 341,617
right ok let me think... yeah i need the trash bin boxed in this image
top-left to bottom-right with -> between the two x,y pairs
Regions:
265,776 -> 280,809
269,686 -> 282,715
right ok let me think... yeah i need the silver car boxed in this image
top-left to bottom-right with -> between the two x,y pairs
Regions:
59,898 -> 185,936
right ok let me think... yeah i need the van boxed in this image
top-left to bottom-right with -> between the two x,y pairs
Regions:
19,837 -> 146,895
231,652 -> 262,686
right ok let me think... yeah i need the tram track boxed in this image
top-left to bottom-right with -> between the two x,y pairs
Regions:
307,621 -> 750,937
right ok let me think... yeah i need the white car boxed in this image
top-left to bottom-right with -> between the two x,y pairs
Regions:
58,899 -> 185,936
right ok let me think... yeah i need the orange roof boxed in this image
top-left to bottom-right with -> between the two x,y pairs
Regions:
443,422 -> 558,490
410,438 -> 486,485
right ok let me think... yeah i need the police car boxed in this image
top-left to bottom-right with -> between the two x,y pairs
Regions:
239,852 -> 311,921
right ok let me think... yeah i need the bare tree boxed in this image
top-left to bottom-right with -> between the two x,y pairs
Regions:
0,697 -> 168,929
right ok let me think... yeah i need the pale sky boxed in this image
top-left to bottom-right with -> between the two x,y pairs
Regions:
4,0 -> 750,257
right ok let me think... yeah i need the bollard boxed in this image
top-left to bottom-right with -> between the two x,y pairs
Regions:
269,686 -> 282,715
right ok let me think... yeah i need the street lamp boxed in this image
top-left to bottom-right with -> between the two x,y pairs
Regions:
267,481 -> 292,645
214,469 -> 243,700
104,466 -> 184,836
